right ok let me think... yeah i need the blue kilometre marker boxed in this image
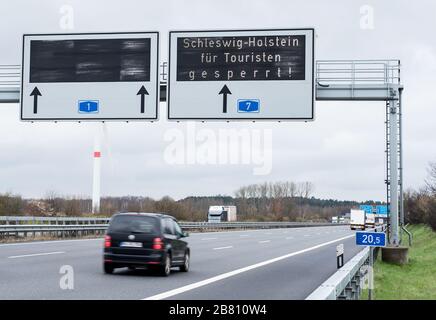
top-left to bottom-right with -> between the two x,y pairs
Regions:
356,231 -> 386,247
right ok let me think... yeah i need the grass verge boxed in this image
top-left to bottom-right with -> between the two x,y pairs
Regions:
366,224 -> 436,300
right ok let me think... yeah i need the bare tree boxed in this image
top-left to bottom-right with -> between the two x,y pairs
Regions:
302,181 -> 315,198
259,182 -> 269,198
246,184 -> 258,198
288,182 -> 297,198
44,190 -> 62,214
234,186 -> 247,199
425,161 -> 436,195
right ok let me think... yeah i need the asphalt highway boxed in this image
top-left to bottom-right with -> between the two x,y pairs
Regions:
0,226 -> 361,299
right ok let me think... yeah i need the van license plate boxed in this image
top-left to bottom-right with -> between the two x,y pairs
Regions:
120,242 -> 142,248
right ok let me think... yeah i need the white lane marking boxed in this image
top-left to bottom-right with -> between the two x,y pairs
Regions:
0,238 -> 102,247
264,232 -> 272,235
144,234 -> 354,300
286,237 -> 294,240
201,238 -> 217,241
0,228 -> 283,248
304,234 -> 310,237
8,251 -> 65,259
189,228 -> 289,237
259,240 -> 271,244
0,227 -> 338,247
239,235 -> 250,237
0,229 -> 265,247
213,246 -> 233,250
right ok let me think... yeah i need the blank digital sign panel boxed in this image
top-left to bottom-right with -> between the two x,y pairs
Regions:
21,32 -> 159,121
30,38 -> 151,83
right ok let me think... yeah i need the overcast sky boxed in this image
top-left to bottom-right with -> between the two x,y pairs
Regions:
0,0 -> 435,202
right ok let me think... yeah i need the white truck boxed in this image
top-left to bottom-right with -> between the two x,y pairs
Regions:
208,206 -> 237,223
376,217 -> 385,226
331,216 -> 339,224
350,209 -> 366,230
365,213 -> 376,228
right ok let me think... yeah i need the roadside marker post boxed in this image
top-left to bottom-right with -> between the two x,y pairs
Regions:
336,244 -> 344,269
355,230 -> 386,300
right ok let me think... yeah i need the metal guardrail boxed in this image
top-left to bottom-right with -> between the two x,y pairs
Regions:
306,247 -> 370,300
0,216 -> 343,238
0,224 -> 108,232
179,221 -> 336,230
316,60 -> 401,86
0,216 -> 110,224
0,60 -> 402,104
0,65 -> 20,103
315,60 -> 402,101
3,61 -> 401,88
0,65 -> 20,86
306,225 -> 386,300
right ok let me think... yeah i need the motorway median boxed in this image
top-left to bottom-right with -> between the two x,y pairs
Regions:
363,225 -> 436,300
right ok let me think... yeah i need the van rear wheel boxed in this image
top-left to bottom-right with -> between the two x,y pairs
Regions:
104,263 -> 114,274
160,255 -> 171,276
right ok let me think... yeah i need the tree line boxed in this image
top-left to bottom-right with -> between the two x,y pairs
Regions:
0,181 -> 372,222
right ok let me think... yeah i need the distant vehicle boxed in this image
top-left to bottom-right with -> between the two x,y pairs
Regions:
103,213 -> 190,276
365,213 -> 376,228
350,209 -> 366,230
331,216 -> 338,224
339,217 -> 345,224
208,205 -> 237,222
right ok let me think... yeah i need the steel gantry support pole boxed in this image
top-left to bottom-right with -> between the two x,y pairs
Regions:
92,125 -> 102,214
388,97 -> 399,245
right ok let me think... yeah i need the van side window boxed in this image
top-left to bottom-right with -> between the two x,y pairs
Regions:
163,218 -> 175,235
173,221 -> 183,236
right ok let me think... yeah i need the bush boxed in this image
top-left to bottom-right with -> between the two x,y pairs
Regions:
0,193 -> 24,216
404,190 -> 429,224
426,197 -> 436,231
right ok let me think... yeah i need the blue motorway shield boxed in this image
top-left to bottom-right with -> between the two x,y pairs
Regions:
78,100 -> 99,113
238,99 -> 260,113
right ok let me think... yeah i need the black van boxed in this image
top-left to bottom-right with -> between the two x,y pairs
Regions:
103,213 -> 190,276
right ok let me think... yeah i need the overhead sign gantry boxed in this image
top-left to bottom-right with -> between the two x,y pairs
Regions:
21,32 -> 159,121
167,29 -> 315,120
4,30 -> 404,247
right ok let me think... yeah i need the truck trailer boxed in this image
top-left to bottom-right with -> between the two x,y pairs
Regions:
365,213 -> 376,228
350,209 -> 366,230
208,206 -> 237,222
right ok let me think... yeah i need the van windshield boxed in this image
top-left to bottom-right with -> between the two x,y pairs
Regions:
108,215 -> 159,234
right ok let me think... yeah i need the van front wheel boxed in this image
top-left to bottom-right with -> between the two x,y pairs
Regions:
180,251 -> 190,272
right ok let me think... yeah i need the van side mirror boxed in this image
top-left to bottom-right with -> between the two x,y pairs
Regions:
182,232 -> 189,238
